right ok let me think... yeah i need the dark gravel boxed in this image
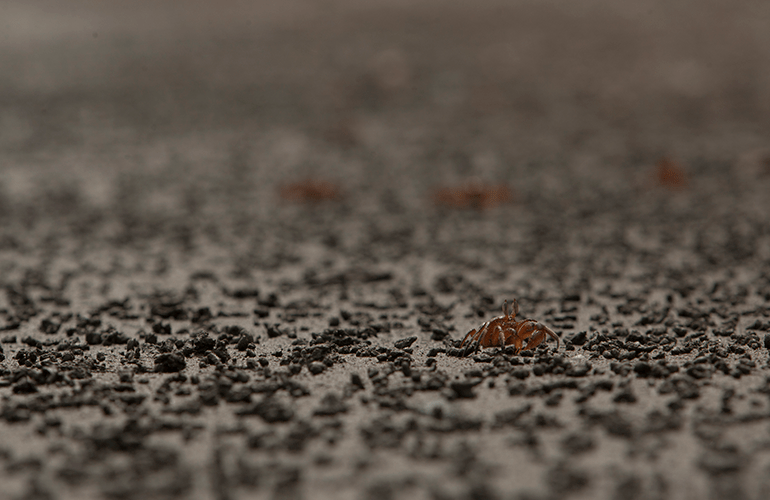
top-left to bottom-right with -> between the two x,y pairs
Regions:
2,151 -> 769,500
2,2 -> 770,499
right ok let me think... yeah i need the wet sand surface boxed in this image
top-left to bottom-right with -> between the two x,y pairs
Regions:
1,2 -> 770,499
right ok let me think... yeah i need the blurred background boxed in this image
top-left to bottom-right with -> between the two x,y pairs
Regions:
1,0 -> 769,216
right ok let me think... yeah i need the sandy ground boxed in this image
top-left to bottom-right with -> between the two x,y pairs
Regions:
1,2 -> 770,499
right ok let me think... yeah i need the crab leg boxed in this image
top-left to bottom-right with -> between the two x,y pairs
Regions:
520,321 -> 560,352
540,324 -> 560,351
494,324 -> 505,349
462,320 -> 489,347
461,328 -> 480,347
461,325 -> 486,356
510,337 -> 524,354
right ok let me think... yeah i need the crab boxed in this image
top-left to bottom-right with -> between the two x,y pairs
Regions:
461,299 -> 560,354
655,157 -> 687,189
432,182 -> 513,210
279,179 -> 343,203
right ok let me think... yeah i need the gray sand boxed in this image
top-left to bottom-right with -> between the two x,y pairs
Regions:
1,2 -> 770,499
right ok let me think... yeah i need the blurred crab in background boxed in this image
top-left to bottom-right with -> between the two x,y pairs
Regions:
279,179 -> 343,203
432,182 -> 513,210
655,157 -> 688,189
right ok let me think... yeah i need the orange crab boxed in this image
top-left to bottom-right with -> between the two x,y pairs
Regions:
655,157 -> 688,189
279,179 -> 343,203
432,182 -> 513,210
461,299 -> 560,354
